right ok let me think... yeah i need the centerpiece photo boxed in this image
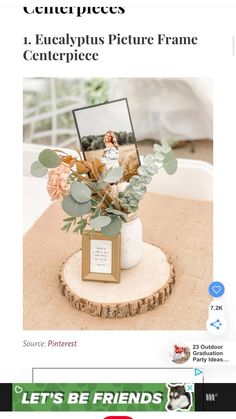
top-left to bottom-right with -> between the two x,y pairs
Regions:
23,77 -> 213,330
30,97 -> 178,317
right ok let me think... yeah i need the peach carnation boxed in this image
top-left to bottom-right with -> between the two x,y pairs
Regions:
47,164 -> 70,200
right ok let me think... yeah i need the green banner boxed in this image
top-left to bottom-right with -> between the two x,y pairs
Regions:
13,383 -> 195,411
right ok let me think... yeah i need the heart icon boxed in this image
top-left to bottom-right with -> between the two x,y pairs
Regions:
209,281 -> 224,298
212,286 -> 221,294
15,386 -> 23,394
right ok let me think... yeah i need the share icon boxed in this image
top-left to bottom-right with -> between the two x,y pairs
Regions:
210,319 -> 222,330
206,317 -> 227,335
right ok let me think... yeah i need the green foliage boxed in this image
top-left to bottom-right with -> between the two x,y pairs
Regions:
163,150 -> 178,175
70,181 -> 91,203
90,215 -> 111,229
61,217 -> 87,234
73,219 -> 87,234
23,78 -> 108,145
85,78 -> 108,105
105,208 -> 127,218
38,149 -> 60,168
103,166 -> 123,184
101,217 -> 122,237
62,195 -> 91,217
119,144 -> 177,213
59,144 -> 176,235
31,142 -> 177,239
30,161 -> 48,177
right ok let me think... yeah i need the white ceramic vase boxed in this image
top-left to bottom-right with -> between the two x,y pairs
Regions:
121,213 -> 143,269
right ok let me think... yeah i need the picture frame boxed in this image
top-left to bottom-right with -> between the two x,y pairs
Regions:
82,230 -> 121,283
72,98 -> 140,181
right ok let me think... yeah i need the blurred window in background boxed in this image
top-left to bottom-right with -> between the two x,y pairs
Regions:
23,78 -> 108,148
23,78 -> 212,163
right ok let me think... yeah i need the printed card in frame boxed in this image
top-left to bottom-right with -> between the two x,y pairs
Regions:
82,230 -> 121,283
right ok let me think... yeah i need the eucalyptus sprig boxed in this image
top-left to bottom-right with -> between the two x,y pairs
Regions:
31,149 -> 127,236
119,144 -> 177,213
31,144 -> 177,236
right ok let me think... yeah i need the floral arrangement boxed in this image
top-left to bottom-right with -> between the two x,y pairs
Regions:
31,144 -> 177,236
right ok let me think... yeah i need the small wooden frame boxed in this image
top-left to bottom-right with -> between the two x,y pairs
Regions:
82,230 -> 121,283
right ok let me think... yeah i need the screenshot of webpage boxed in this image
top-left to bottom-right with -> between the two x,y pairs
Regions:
0,0 -> 236,416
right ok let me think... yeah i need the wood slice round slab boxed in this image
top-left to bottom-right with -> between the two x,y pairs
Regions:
59,242 -> 175,318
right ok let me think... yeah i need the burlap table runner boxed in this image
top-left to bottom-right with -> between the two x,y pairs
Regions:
23,193 -> 212,330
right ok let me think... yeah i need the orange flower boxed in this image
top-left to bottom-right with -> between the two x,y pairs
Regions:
47,164 -> 70,200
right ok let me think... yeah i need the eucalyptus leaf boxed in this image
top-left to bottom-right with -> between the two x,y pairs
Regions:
129,197 -> 139,206
140,175 -> 152,185
30,161 -> 48,177
134,184 -> 147,194
90,215 -> 111,229
121,203 -> 129,210
153,143 -> 171,155
70,181 -> 91,203
62,195 -> 91,217
122,185 -> 132,195
143,154 -> 155,165
153,150 -> 164,162
101,217 -> 122,237
106,208 -> 127,218
131,190 -> 145,200
161,144 -> 171,154
38,149 -> 60,168
163,151 -> 178,175
129,205 -> 138,212
129,175 -> 141,184
103,166 -> 123,183
138,166 -> 149,176
144,164 -> 159,175
119,143 -> 177,214
153,144 -> 163,153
